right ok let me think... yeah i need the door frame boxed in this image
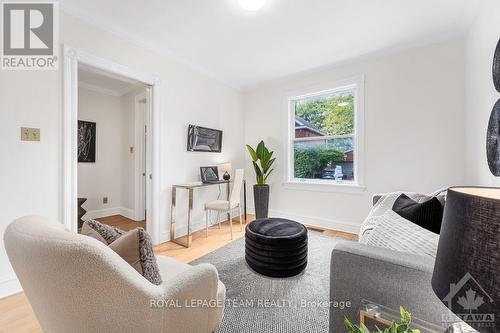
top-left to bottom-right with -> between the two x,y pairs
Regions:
134,92 -> 147,222
63,45 -> 162,244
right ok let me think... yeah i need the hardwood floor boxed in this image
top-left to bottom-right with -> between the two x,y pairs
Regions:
95,215 -> 146,231
0,293 -> 41,333
0,214 -> 357,332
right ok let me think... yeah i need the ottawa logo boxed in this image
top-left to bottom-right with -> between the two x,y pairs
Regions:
441,273 -> 495,330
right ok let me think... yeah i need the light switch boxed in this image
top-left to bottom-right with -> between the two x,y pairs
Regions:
21,127 -> 40,141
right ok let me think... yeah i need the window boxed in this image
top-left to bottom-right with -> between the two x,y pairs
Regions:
286,77 -> 364,190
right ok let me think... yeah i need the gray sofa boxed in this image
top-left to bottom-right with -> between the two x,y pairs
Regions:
329,193 -> 450,332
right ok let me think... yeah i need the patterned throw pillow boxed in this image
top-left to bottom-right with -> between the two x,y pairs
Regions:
82,219 -> 125,244
81,220 -> 162,285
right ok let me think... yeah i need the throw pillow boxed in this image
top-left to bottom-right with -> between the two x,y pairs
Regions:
392,193 -> 443,234
81,220 -> 162,285
109,228 -> 162,285
80,222 -> 107,244
81,219 -> 125,244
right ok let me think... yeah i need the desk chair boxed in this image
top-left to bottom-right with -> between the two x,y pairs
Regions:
205,169 -> 244,239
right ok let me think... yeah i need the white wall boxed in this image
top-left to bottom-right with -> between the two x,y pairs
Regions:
0,11 -> 245,297
243,39 -> 466,232
78,87 -> 123,214
464,0 -> 500,186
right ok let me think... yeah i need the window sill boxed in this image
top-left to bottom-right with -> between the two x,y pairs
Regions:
282,180 -> 366,194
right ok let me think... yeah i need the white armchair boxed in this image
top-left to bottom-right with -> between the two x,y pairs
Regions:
4,216 -> 226,333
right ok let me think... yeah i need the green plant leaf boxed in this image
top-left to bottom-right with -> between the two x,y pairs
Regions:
263,158 -> 276,174
252,161 -> 264,185
397,324 -> 408,333
343,317 -> 355,331
261,151 -> 271,168
389,322 -> 398,333
264,145 -> 270,157
252,161 -> 262,176
256,141 -> 265,160
246,145 -> 258,161
343,317 -> 363,333
400,307 -> 411,325
264,169 -> 274,183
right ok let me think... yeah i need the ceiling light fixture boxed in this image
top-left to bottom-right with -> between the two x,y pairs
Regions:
239,0 -> 266,11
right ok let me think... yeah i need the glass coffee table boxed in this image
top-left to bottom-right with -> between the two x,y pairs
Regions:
359,300 -> 478,333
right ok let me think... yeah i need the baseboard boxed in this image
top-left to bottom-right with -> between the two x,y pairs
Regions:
0,276 -> 22,299
247,206 -> 360,234
83,206 -> 140,221
119,207 -> 136,221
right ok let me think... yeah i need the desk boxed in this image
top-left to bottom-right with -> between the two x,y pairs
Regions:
170,180 -> 247,248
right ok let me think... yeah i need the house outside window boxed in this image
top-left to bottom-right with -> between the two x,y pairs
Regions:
286,77 -> 365,192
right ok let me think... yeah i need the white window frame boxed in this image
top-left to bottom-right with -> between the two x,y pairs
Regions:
284,75 -> 366,193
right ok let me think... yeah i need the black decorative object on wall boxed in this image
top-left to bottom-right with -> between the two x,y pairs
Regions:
78,120 -> 96,163
487,100 -> 500,176
487,38 -> 500,177
187,125 -> 223,153
494,38 -> 500,92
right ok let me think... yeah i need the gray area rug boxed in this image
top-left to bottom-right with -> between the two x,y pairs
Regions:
192,231 -> 345,333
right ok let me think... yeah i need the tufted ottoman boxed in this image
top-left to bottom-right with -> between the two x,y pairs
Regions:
245,218 -> 308,277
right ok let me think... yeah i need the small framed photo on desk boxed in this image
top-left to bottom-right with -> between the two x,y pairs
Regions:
200,166 -> 219,183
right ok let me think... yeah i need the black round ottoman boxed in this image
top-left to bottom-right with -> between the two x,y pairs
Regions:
245,218 -> 308,277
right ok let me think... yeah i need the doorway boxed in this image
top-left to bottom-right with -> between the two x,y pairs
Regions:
63,46 -> 161,244
77,66 -> 149,231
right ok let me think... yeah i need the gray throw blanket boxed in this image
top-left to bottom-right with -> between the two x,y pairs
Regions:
358,189 -> 447,259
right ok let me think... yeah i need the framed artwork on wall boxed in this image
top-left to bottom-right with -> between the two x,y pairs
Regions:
187,125 -> 223,153
78,120 -> 96,163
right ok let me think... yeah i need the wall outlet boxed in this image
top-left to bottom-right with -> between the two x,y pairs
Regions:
103,197 -> 108,204
21,127 -> 40,141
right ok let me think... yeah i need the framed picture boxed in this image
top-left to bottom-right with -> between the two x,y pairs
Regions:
187,125 -> 223,153
200,166 -> 219,183
78,120 -> 96,162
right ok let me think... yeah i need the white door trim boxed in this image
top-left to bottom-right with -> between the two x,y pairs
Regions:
63,45 -> 162,244
134,92 -> 147,222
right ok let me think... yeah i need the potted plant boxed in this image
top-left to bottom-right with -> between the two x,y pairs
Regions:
246,141 -> 275,219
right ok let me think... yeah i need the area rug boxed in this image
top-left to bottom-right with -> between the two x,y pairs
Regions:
191,231 -> 347,333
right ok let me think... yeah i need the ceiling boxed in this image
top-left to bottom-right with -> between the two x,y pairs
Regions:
78,66 -> 143,96
62,0 -> 479,89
